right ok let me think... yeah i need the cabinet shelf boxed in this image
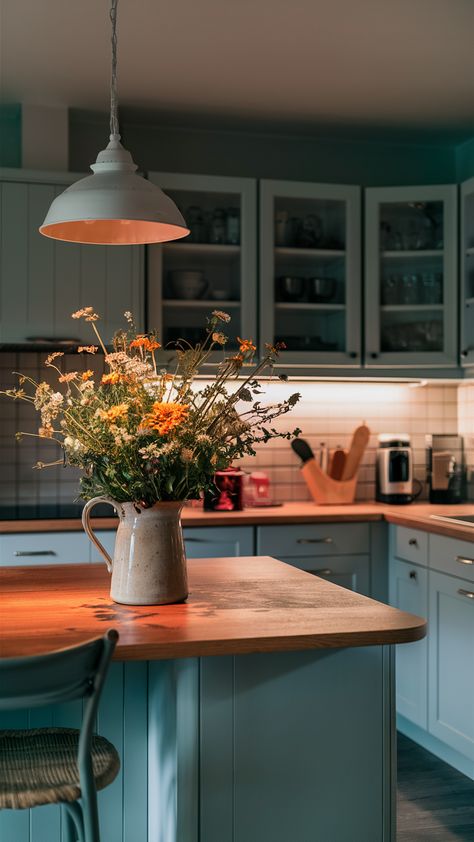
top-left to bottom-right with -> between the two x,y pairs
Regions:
381,304 -> 444,312
162,243 -> 240,257
381,250 -> 443,259
274,247 -> 345,259
163,299 -> 240,309
275,302 -> 345,311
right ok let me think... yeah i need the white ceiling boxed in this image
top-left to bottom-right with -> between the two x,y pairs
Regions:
1,0 -> 474,137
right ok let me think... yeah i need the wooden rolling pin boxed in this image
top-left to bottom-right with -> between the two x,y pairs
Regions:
341,424 -> 370,480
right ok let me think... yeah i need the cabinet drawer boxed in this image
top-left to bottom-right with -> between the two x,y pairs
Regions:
429,534 -> 474,583
0,531 -> 90,566
183,526 -> 254,558
393,526 -> 428,567
280,554 -> 370,596
257,524 -> 369,558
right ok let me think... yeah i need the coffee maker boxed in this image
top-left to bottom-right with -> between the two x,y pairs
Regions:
426,434 -> 465,504
376,434 -> 414,504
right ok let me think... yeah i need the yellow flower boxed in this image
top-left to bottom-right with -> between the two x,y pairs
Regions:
181,447 -> 193,462
81,370 -> 94,381
97,403 -> 129,423
141,402 -> 189,436
212,309 -> 231,323
59,372 -> 78,383
101,372 -> 128,385
38,424 -> 54,438
237,337 -> 256,354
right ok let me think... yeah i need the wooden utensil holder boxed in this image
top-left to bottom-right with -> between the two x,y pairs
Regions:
302,459 -> 358,505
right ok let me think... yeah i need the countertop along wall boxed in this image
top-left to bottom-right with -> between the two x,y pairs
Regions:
0,350 -> 459,511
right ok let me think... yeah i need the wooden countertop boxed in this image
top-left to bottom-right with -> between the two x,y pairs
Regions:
0,557 -> 426,661
2,501 -> 474,540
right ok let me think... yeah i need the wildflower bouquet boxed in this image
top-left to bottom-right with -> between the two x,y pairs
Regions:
3,308 -> 300,506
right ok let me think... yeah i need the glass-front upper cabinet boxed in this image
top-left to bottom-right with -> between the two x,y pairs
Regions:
460,177 -> 474,368
365,185 -> 457,369
259,180 -> 361,370
147,173 -> 257,360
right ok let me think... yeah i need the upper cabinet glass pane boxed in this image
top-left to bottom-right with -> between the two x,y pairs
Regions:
259,182 -> 360,367
365,186 -> 457,369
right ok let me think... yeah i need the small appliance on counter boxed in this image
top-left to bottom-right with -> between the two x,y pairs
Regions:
426,434 -> 465,504
204,468 -> 244,511
376,434 -> 416,504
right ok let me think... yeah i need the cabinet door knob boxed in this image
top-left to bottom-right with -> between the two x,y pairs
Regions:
457,588 -> 474,600
348,351 -> 358,359
409,570 -> 417,581
461,349 -> 469,357
370,352 -> 378,359
408,538 -> 418,547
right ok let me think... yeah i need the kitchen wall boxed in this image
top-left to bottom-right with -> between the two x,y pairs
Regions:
69,108 -> 458,187
0,349 -> 460,512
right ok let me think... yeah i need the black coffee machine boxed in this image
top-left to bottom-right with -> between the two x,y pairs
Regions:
426,434 -> 466,504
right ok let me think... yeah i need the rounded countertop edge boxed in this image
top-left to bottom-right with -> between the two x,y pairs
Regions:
109,623 -> 427,661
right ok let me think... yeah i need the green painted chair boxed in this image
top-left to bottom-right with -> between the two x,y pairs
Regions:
0,629 -> 120,842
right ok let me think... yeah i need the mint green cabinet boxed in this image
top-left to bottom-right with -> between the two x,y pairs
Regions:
147,172 -> 257,356
428,570 -> 474,763
259,180 -> 361,371
0,169 -> 144,345
365,185 -> 457,370
389,556 -> 428,729
257,523 -> 370,595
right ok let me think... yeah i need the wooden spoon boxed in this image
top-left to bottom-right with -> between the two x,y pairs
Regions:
330,448 -> 347,481
341,425 -> 370,481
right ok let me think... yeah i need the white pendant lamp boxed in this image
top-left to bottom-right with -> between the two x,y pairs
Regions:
40,0 -> 189,246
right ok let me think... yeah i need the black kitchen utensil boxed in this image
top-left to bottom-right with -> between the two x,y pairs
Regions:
291,438 -> 315,464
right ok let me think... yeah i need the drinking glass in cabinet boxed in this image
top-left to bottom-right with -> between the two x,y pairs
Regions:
210,209 -> 227,244
379,201 -> 443,252
226,207 -> 240,244
307,277 -> 336,302
185,206 -> 207,243
421,272 -> 443,304
277,276 -> 306,302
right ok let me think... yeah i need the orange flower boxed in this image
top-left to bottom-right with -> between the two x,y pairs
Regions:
141,401 -> 189,436
81,370 -> 94,381
97,403 -> 129,423
237,337 -> 256,354
102,372 -> 122,385
130,336 -> 161,352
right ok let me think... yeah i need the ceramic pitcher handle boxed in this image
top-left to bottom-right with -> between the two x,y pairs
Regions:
82,496 -> 120,573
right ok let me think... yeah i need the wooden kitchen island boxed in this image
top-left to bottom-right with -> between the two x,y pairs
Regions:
0,557 -> 426,842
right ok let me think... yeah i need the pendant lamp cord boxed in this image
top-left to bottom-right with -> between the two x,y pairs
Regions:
110,0 -> 120,140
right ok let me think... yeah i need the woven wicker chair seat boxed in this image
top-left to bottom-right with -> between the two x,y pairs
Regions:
0,727 -> 120,810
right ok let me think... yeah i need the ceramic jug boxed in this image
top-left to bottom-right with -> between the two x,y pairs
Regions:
82,498 -> 188,605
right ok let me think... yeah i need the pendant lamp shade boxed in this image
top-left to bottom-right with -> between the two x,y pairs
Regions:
40,138 -> 190,245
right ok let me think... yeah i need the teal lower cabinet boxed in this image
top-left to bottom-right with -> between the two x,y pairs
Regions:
0,646 -> 396,842
389,557 -> 428,729
257,523 -> 371,596
428,570 -> 474,764
389,525 -> 474,780
275,553 -> 370,595
183,526 -> 254,559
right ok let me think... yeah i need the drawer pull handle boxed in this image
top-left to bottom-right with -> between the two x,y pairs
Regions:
458,588 -> 474,600
297,537 -> 333,545
13,550 -> 57,558
456,555 -> 474,566
14,550 -> 57,557
185,538 -> 209,543
308,568 -> 333,576
409,570 -> 417,581
408,538 -> 418,547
